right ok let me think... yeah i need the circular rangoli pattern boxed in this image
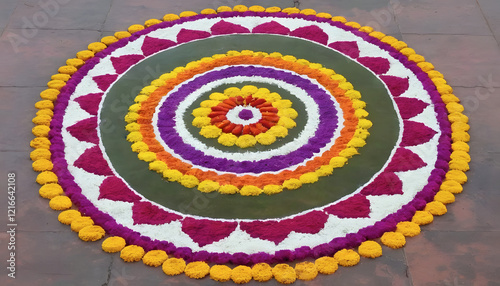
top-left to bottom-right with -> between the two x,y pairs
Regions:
31,5 -> 470,284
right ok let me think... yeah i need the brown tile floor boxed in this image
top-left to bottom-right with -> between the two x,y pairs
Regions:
1,0 -> 500,285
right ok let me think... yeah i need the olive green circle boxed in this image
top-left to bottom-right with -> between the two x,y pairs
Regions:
99,34 -> 400,219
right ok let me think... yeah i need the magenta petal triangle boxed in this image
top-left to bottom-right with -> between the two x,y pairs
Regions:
252,21 -> 290,35
66,117 -> 99,144
74,93 -> 103,116
132,201 -> 182,225
380,75 -> 409,97
211,20 -> 250,35
111,55 -> 145,74
324,194 -> 371,218
141,36 -> 176,57
402,121 -> 437,146
73,146 -> 113,176
93,74 -> 118,91
361,172 -> 403,196
177,28 -> 211,43
395,97 -> 429,119
182,218 -> 237,247
386,148 -> 427,172
328,41 -> 360,58
98,176 -> 141,202
357,57 -> 391,74
290,25 -> 329,45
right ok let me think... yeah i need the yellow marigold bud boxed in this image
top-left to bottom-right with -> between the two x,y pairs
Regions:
249,5 -> 265,12
339,147 -> 359,158
31,148 -> 51,161
448,112 -> 468,123
218,133 -> 237,146
263,185 -> 283,195
32,114 -> 52,126
200,125 -> 222,139
179,11 -> 197,18
219,184 -> 239,195
32,159 -> 53,172
300,8 -> 316,15
37,101 -> 55,111
210,265 -> 232,282
440,180 -> 463,194
124,112 -> 139,123
381,232 -> 406,249
125,123 -> 141,132
358,119 -> 373,129
65,58 -> 85,68
70,216 -> 93,232
331,16 -> 347,23
272,264 -> 296,284
231,265 -> 252,284
445,170 -> 467,184
185,261 -> 210,279
180,175 -> 199,188
100,36 -> 118,46
396,221 -> 421,237
425,201 -> 447,215
267,126 -> 288,138
102,236 -> 126,253
315,165 -> 334,177
411,210 -> 434,225
347,137 -> 366,148
345,90 -> 362,99
131,142 -> 148,153
58,209 -> 81,225
163,14 -> 180,22
233,5 -> 248,12
51,73 -> 71,81
334,249 -> 360,266
39,183 -> 63,199
359,26 -> 374,33
217,6 -> 232,12
345,21 -> 361,29
79,225 -> 105,242
255,133 -> 276,145
162,258 -> 186,276
36,171 -> 58,184
192,107 -> 211,117
391,40 -> 408,50
251,263 -> 272,282
198,180 -> 220,193
144,19 -> 162,28
316,12 -> 332,19
76,50 -> 94,61
283,178 -> 302,190
31,137 -> 51,149
87,42 -> 107,53
295,261 -> 318,281
114,31 -> 132,39
408,54 -> 425,63
163,169 -> 183,182
236,134 -> 257,148
137,151 -> 156,162
434,190 -> 456,204
143,250 -> 168,267
299,172 -> 319,184
358,240 -> 382,258
134,94 -> 148,103
40,89 -> 60,101
240,185 -> 263,196
400,47 -> 416,57
449,159 -> 469,172
120,245 -> 145,262
273,99 -> 293,109
201,8 -> 217,14
452,142 -> 469,152
381,35 -> 398,45
315,256 -> 338,274
369,31 -> 386,39
126,132 -> 143,142
451,122 -> 470,133
266,6 -> 282,13
149,161 -> 167,173
418,62 -> 434,72
128,24 -> 145,34
278,108 -> 298,119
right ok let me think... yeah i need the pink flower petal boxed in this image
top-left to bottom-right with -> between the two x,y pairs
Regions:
394,97 -> 429,119
380,75 -> 409,97
181,218 -> 237,247
357,57 -> 391,74
211,20 -> 250,35
111,55 -> 145,74
73,146 -> 113,176
252,21 -> 290,35
99,176 -> 141,202
324,194 -> 371,218
93,74 -> 118,91
402,121 -> 437,146
74,93 -> 103,116
361,172 -> 403,196
132,201 -> 182,225
66,117 -> 98,144
386,148 -> 427,172
177,28 -> 211,44
290,25 -> 329,45
141,36 -> 176,57
328,41 -> 360,58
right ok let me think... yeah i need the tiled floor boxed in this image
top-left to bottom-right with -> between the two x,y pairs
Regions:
1,0 -> 499,285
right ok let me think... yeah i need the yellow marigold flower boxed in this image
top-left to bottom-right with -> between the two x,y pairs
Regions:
263,185 -> 283,195
345,21 -> 361,29
400,47 -> 416,57
263,92 -> 281,102
128,103 -> 141,112
162,258 -> 186,276
347,138 -> 366,148
138,151 -> 156,162
437,84 -> 453,94
231,265 -> 252,284
278,108 -> 298,119
339,147 -> 359,158
180,11 -> 197,18
223,87 -> 242,97
40,89 -> 60,101
32,159 -> 53,172
151,78 -> 165,87
355,109 -> 369,118
200,125 -> 222,138
31,137 -> 51,149
149,161 -> 167,173
192,107 -> 212,117
87,42 -> 107,53
396,221 -> 421,237
201,8 -> 217,14
316,12 -> 333,19
79,225 -> 106,242
251,263 -> 273,282
319,67 -> 335,76
269,52 -> 283,58
369,31 -> 386,39
354,128 -> 370,139
452,142 -> 469,153
31,148 -> 51,161
451,131 -> 470,142
226,50 -> 241,56
249,5 -> 265,12
185,261 -> 210,279
120,245 -> 145,262
331,74 -> 346,83
446,102 -> 464,113
236,134 -> 257,148
339,82 -> 354,91
163,169 -> 183,182
131,142 -> 149,153
39,183 -> 63,199
70,216 -> 93,232
358,240 -> 382,258
256,133 -> 276,145
412,210 -> 434,225
217,6 -> 232,12
316,165 -> 334,176
296,59 -> 310,66
100,36 -> 118,46
299,172 -> 319,184
266,6 -> 281,13
124,112 -> 139,123
126,132 -> 143,142
144,18 -> 162,27
309,63 -> 323,70
434,190 -> 456,204
359,26 -> 374,33
392,40 -> 408,50
449,159 -> 469,172
283,178 -> 302,190
451,122 -> 470,133
209,92 -> 228,101
273,99 -> 292,109
36,109 -> 54,118
241,85 -> 258,95
35,100 -> 54,110
408,54 -> 425,63
125,122 -> 141,132
334,249 -> 360,266
240,185 -> 263,196
210,265 -> 232,282
219,184 -> 239,195
315,256 -> 338,274
381,35 -> 398,45
58,209 -> 81,225
51,73 -> 72,81
381,232 -> 406,249
143,250 -> 168,267
76,50 -> 94,61
139,85 -> 157,95
425,201 -> 447,215
352,99 -> 367,109
134,94 -> 148,103
198,180 -> 220,193
218,133 -> 237,146
36,171 -> 58,184
300,8 -> 316,15
295,261 -> 318,281
128,24 -> 144,34
267,125 -> 288,138
445,170 -> 467,184
32,115 -> 52,126
345,90 -> 362,99
272,264 -> 296,284
418,62 -> 434,72
428,70 -> 444,78
331,16 -> 347,23
358,119 -> 373,129
180,175 -> 199,188
102,236 -> 126,253
440,180 -> 463,194
163,14 -> 180,22
233,5 -> 248,12
448,112 -> 468,123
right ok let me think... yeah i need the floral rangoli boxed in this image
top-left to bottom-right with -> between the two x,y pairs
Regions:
31,5 -> 470,284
